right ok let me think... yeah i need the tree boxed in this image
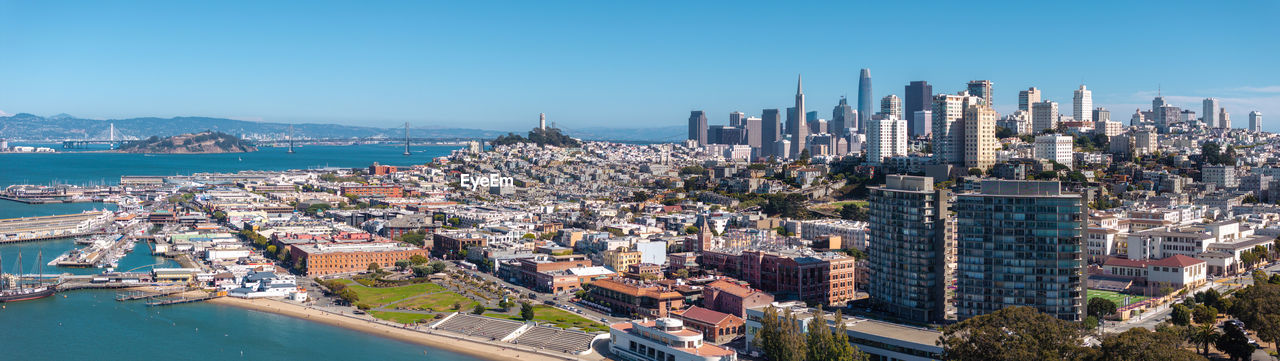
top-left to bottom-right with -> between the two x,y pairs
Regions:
1083,316 -> 1099,330
1232,283 -> 1280,350
472,304 -> 486,315
996,126 -> 1016,139
674,268 -> 689,279
410,255 -> 428,265
1192,304 -> 1217,325
1189,323 -> 1220,356
1088,297 -> 1118,318
753,306 -> 807,361
452,301 -> 463,310
497,299 -> 511,311
839,203 -> 868,221
1171,304 -> 1192,326
368,262 -> 381,272
1096,328 -> 1205,361
266,245 -> 278,257
1194,289 -> 1221,310
940,306 -> 1092,361
520,302 -> 535,321
1215,322 -> 1254,361
411,265 -> 431,277
685,226 -> 699,235
395,260 -> 410,271
428,261 -> 448,274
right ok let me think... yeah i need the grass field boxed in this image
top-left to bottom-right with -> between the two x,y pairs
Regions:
335,279 -> 446,308
1088,289 -> 1149,307
370,310 -> 437,324
394,291 -> 478,312
489,305 -> 607,332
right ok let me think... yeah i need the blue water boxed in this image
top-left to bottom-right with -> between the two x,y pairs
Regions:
0,143 -> 458,187
0,144 -> 480,360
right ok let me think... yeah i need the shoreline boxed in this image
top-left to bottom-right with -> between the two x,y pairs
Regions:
208,297 -> 595,361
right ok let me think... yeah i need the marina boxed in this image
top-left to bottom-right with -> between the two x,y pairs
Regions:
49,234 -> 132,268
0,211 -> 113,244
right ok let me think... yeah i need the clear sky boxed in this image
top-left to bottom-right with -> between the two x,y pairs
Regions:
1,1 -> 1277,131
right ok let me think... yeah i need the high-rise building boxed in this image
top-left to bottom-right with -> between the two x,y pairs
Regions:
1034,134 -> 1073,167
808,118 -> 827,135
1093,107 -> 1111,123
955,180 -> 1086,322
868,175 -> 952,323
688,111 -> 708,146
806,111 -> 818,122
761,109 -> 782,158
790,75 -> 808,158
880,94 -> 902,120
912,110 -> 932,137
1153,96 -> 1170,121
932,93 -> 984,165
1203,98 -> 1220,127
905,81 -> 933,137
729,111 -> 746,127
1018,87 -> 1041,113
744,116 -> 763,150
858,68 -> 873,127
964,105 -> 998,170
1032,100 -> 1059,133
1219,108 -> 1231,129
832,97 -> 855,136
1250,111 -> 1263,132
1073,85 -> 1093,122
866,115 -> 907,165
966,80 -> 993,107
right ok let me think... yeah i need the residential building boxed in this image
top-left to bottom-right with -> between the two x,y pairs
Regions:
1203,165 -> 1238,189
881,94 -> 902,120
964,104 -> 998,170
1018,87 -> 1041,112
603,248 -> 643,272
699,248 -> 857,305
672,306 -> 746,344
340,185 -> 404,198
868,175 -> 952,323
1032,100 -> 1058,133
290,242 -> 430,276
955,180 -> 1086,322
1250,111 -> 1263,132
701,278 -> 774,317
591,277 -> 686,318
866,115 -> 907,165
1203,98 -> 1220,127
966,80 -> 993,107
1034,134 -> 1073,168
1073,85 -> 1093,122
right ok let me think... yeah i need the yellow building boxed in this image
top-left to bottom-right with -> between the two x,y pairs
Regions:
602,249 -> 642,272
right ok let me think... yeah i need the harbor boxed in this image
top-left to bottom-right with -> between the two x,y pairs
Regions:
49,234 -> 132,268
0,211 -> 113,244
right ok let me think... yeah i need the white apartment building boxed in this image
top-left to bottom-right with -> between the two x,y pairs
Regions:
867,116 -> 907,165
1032,100 -> 1059,133
1202,165 -> 1238,189
1073,85 -> 1093,122
1034,134 -> 1073,168
964,105 -> 998,170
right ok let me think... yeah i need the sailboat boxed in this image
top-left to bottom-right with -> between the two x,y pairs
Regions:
0,251 -> 58,302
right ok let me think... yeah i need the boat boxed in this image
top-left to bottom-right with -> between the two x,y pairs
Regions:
0,251 -> 59,303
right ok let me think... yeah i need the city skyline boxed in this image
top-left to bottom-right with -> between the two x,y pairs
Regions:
1,1 -> 1277,131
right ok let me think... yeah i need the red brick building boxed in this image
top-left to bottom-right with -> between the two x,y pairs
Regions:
368,162 -> 400,175
290,242 -> 430,276
702,278 -> 775,317
673,306 -> 746,344
589,277 -> 686,318
700,249 -> 856,305
340,185 -> 404,198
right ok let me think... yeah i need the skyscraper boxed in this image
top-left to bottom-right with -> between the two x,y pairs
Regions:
1018,87 -> 1041,112
932,93 -> 984,165
955,180 -> 1086,322
790,75 -> 808,158
688,110 -> 707,146
963,104 -> 998,170
866,115 -> 906,165
912,110 -> 932,136
1250,111 -> 1263,132
729,111 -> 746,127
1093,108 -> 1111,123
744,116 -> 763,150
905,81 -> 933,137
1032,100 -> 1059,133
868,175 -> 952,323
832,97 -> 855,137
1073,85 -> 1092,122
858,68 -> 873,127
1219,108 -> 1231,129
966,80 -> 993,107
880,94 -> 902,120
761,109 -> 781,158
1203,98 -> 1220,127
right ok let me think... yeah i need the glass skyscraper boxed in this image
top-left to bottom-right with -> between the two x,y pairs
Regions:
868,175 -> 952,323
955,180 -> 1086,322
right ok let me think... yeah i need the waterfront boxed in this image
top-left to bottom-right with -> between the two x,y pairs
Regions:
0,143 -> 459,187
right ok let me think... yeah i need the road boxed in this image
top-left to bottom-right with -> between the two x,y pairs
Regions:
458,263 -> 626,325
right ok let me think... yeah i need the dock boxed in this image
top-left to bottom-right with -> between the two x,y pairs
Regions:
115,288 -> 187,301
0,212 -> 112,244
146,293 -> 221,307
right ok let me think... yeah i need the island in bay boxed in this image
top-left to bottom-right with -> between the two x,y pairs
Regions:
118,131 -> 257,154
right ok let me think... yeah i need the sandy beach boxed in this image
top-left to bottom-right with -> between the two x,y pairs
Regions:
208,297 -> 599,361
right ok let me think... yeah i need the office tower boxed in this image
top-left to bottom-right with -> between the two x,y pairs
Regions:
729,112 -> 746,127
905,81 -> 933,136
866,115 -> 907,164
745,116 -> 763,150
1032,100 -> 1059,133
1073,85 -> 1092,122
1018,87 -> 1041,112
806,111 -> 818,122
868,175 -> 952,323
880,94 -> 902,120
688,111 -> 707,146
913,110 -> 932,136
790,75 -> 808,158
808,119 -> 827,135
1180,110 -> 1198,124
761,109 -> 781,157
858,68 -> 873,127
1203,98 -> 1220,127
1035,134 -> 1073,167
1131,108 -> 1146,126
1152,96 -> 1169,121
955,180 -> 1086,322
708,125 -> 726,144
931,94 -> 969,165
1220,108 -> 1231,129
1093,107 -> 1111,123
539,113 -> 546,130
1250,111 -> 1263,132
832,97 -> 855,136
967,80 -> 993,107
964,105 -> 998,170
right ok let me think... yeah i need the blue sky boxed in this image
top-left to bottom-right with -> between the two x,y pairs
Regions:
1,1 -> 1277,131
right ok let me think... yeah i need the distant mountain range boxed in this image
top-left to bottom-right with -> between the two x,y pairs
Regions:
0,113 -> 684,142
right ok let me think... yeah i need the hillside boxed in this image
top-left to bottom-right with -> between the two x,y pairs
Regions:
119,131 -> 257,154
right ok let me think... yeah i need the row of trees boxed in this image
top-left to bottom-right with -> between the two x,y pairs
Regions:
939,306 -> 1206,361
753,306 -> 867,361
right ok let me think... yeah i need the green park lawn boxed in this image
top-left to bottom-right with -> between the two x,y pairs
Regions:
488,305 -> 607,332
394,290 -> 479,312
335,279 -> 445,308
370,310 -> 437,324
1088,289 -> 1149,307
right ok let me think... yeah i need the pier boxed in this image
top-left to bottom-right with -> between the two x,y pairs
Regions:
147,293 -> 221,307
115,288 -> 188,301
0,212 -> 112,244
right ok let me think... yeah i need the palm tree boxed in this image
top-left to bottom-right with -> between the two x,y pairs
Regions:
1189,323 -> 1221,356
